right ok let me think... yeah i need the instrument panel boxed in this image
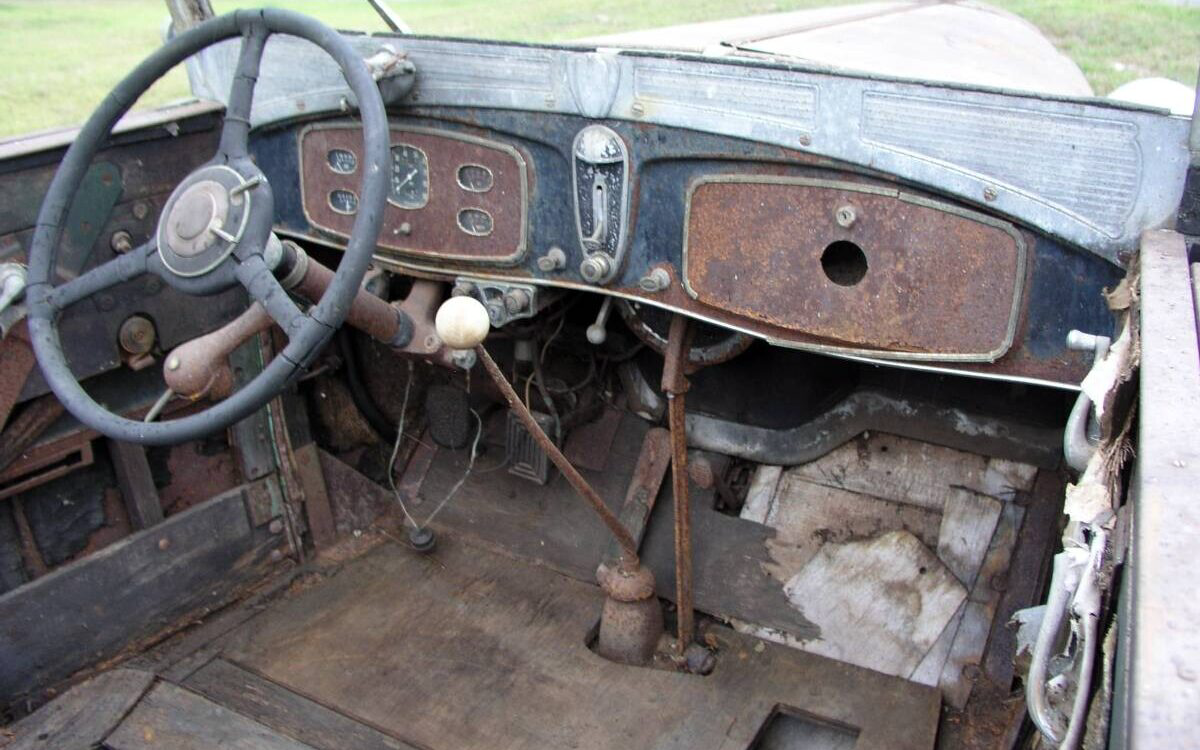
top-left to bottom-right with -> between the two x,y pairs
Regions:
299,124 -> 529,265
282,113 -> 1120,387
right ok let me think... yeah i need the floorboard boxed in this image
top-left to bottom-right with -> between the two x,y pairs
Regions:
185,658 -> 421,750
214,536 -> 939,750
6,669 -> 154,750
105,682 -> 314,750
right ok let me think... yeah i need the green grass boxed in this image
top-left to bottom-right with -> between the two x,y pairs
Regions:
1,0 -> 1197,138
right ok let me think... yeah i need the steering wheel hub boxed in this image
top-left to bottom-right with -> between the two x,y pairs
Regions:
169,181 -> 227,249
157,164 -> 253,277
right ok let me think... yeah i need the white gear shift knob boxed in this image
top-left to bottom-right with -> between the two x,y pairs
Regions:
435,295 -> 490,349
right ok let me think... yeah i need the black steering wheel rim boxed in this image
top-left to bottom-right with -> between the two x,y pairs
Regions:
25,9 -> 390,446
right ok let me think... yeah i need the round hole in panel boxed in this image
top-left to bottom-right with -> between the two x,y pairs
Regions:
820,240 -> 868,286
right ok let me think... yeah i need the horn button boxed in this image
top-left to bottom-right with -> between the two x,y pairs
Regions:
157,164 -> 257,277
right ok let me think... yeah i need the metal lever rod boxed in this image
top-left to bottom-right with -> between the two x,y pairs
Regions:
476,342 -> 641,567
662,313 -> 695,657
163,242 -> 413,401
586,296 -> 612,345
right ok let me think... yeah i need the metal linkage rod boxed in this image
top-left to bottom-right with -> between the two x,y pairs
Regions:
661,314 -> 695,657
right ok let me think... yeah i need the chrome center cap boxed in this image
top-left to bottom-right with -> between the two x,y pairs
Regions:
165,181 -> 229,255
156,165 -> 258,278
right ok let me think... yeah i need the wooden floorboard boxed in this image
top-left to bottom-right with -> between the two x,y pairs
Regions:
184,658 -> 421,750
105,682 -> 314,750
6,669 -> 154,750
215,535 -> 939,750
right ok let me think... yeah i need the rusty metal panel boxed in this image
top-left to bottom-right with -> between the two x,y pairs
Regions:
682,176 -> 1026,361
299,124 -> 528,265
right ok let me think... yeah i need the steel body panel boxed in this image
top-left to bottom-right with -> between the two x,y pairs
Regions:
298,124 -> 529,264
255,110 -> 1121,387
189,33 -> 1189,266
682,175 -> 1026,361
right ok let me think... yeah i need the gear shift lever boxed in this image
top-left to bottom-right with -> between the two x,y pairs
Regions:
434,296 -> 665,665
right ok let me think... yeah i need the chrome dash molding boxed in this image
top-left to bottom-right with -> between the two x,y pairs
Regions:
188,34 -> 1190,266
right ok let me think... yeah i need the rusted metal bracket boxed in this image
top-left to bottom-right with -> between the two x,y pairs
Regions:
661,313 -> 696,659
600,427 -> 672,572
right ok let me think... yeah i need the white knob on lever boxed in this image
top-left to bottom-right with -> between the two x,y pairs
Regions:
586,296 -> 612,345
435,295 -> 490,350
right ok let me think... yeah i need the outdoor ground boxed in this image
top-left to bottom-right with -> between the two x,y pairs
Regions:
1,0 -> 1197,138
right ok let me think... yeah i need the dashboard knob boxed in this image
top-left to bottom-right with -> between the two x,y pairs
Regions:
435,296 -> 490,349
579,254 -> 612,284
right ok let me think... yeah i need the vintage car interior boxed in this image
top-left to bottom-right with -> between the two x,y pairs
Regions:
0,3 -> 1197,749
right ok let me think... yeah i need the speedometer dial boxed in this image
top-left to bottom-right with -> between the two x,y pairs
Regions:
388,143 -> 429,209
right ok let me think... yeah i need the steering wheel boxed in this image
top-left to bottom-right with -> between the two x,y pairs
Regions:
25,9 -> 389,446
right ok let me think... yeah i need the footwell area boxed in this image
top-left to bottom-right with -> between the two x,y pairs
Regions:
22,533 -> 939,750
214,537 -> 938,749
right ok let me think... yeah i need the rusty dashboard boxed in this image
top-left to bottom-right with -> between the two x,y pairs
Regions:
274,111 -> 1119,387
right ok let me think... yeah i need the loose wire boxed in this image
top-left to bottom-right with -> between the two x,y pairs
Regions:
386,358 -> 484,532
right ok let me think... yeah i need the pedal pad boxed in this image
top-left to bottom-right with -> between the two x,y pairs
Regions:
506,409 -> 555,485
425,384 -> 471,449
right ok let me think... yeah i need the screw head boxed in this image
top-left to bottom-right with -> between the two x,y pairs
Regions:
637,268 -> 670,293
536,247 -> 566,272
834,205 -> 857,228
503,289 -> 530,315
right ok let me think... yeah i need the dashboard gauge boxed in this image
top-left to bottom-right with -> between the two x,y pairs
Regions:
327,148 -> 357,174
457,164 -> 494,193
328,189 -> 358,215
389,143 -> 429,209
457,208 -> 494,236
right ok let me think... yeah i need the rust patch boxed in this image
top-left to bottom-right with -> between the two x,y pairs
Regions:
157,440 -> 240,516
683,177 -> 1024,358
0,324 -> 36,429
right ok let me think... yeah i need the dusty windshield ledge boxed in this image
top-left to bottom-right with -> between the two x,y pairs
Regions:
185,29 -> 1189,266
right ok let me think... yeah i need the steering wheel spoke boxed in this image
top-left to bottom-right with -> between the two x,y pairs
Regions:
46,238 -> 156,312
216,23 -> 270,162
235,253 -> 304,336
